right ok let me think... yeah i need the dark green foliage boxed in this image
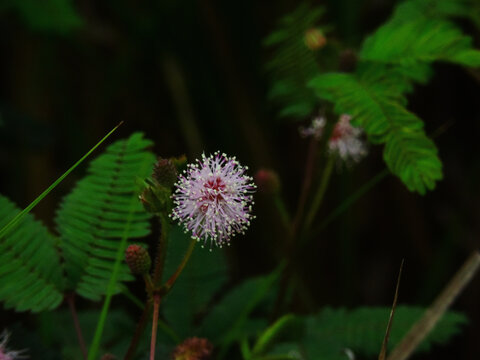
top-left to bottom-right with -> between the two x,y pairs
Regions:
55,133 -> 155,300
3,0 -> 83,34
300,306 -> 466,359
0,195 -> 64,312
161,225 -> 228,339
264,3 -> 326,118
308,72 -> 442,194
198,270 -> 279,357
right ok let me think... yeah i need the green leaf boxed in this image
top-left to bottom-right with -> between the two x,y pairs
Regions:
264,3 -> 326,119
7,0 -> 83,34
0,195 -> 64,312
302,306 -> 466,359
161,225 -> 228,339
309,72 -> 442,194
55,132 -> 155,300
198,270 -> 280,357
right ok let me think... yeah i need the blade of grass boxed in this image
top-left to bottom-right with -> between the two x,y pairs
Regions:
387,251 -> 480,360
379,259 -> 404,360
0,122 -> 123,240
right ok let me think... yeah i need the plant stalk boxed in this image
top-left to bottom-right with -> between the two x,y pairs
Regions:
66,293 -> 87,360
150,294 -> 161,360
163,238 -> 197,294
303,155 -> 335,231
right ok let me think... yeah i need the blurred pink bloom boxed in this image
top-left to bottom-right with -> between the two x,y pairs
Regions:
328,114 -> 367,163
0,331 -> 27,360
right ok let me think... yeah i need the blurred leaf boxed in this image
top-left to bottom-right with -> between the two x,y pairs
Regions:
5,0 -> 83,34
301,306 -> 467,359
198,270 -> 280,357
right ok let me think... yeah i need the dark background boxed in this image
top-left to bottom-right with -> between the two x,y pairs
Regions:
1,0 -> 479,359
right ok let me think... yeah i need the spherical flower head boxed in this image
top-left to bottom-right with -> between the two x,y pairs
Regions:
304,28 -> 327,51
0,331 -> 27,360
171,337 -> 213,360
171,152 -> 256,248
328,114 -> 367,163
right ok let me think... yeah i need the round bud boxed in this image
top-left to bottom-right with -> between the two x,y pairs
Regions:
254,169 -> 280,195
304,28 -> 327,51
125,244 -> 151,275
171,337 -> 213,360
153,157 -> 178,188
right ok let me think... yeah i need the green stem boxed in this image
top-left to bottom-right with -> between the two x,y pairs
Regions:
273,195 -> 292,234
0,122 -> 123,240
303,156 -> 335,231
252,314 -> 295,356
312,168 -> 389,234
162,238 -> 197,294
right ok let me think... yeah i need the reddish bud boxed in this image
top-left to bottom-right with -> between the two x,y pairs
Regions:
171,337 -> 213,360
254,169 -> 280,195
339,49 -> 358,72
153,157 -> 178,188
125,244 -> 151,275
304,28 -> 326,50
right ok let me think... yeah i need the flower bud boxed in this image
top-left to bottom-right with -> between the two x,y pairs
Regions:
304,28 -> 326,51
171,337 -> 213,360
125,244 -> 151,275
339,49 -> 357,72
153,158 -> 178,188
254,169 -> 280,195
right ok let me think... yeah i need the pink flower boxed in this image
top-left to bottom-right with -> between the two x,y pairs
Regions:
328,114 -> 367,163
300,114 -> 367,164
171,152 -> 256,248
0,331 -> 27,360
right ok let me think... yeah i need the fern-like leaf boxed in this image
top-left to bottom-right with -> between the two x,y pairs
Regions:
0,195 -> 64,312
301,306 -> 466,359
309,72 -> 442,194
55,132 -> 155,301
264,3 -> 326,118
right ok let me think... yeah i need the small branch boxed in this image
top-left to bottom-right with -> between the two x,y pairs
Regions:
303,155 -> 335,231
291,137 -> 319,235
387,251 -> 480,360
162,238 -> 197,294
153,215 -> 169,286
273,194 -> 292,235
66,293 -> 87,360
124,302 -> 153,360
150,294 -> 162,360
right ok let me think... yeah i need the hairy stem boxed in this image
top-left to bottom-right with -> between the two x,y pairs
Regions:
150,294 -> 161,360
153,215 -> 169,286
66,293 -> 87,360
163,238 -> 197,294
124,302 -> 153,360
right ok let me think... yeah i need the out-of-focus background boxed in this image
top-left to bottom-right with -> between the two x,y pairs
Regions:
1,0 -> 479,359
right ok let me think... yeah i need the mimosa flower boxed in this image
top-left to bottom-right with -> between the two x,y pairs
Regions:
328,114 -> 367,163
0,331 -> 27,360
171,152 -> 256,248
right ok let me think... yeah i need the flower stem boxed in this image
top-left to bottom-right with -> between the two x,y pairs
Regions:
303,155 -> 335,231
150,294 -> 161,360
153,215 -> 169,286
66,293 -> 87,360
273,194 -> 292,234
124,301 -> 153,360
163,238 -> 197,294
291,137 -> 319,235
